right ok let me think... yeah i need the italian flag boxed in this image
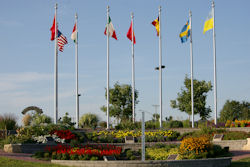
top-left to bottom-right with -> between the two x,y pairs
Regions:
104,16 -> 117,40
71,23 -> 77,43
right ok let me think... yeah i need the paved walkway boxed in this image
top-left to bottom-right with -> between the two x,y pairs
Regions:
1,149 -> 250,162
231,150 -> 250,161
0,149 -> 50,163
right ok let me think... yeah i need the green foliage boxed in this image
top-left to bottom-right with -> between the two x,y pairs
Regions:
90,156 -> 99,161
31,113 -> 52,126
2,124 -> 69,145
219,100 -> 250,122
100,82 -> 139,122
223,131 -> 250,140
171,76 -> 212,120
169,120 -> 183,128
99,121 -> 107,128
1,134 -> 35,146
115,121 -> 141,130
183,120 -> 191,128
34,151 -> 45,158
0,114 -> 17,130
145,121 -> 159,129
58,112 -> 75,129
146,144 -> 179,160
79,113 -> 99,129
152,113 -> 160,122
70,154 -> 78,160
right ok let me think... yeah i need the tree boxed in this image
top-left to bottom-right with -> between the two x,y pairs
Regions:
171,76 -> 212,120
219,100 -> 250,122
152,113 -> 160,122
100,82 -> 139,123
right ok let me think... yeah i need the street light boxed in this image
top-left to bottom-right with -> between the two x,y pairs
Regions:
154,65 -> 165,128
154,65 -> 165,70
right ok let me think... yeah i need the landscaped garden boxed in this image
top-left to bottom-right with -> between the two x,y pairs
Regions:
0,94 -> 250,167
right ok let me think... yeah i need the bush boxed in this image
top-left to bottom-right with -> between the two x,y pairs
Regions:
34,151 -> 44,158
115,121 -> 141,130
225,120 -> 231,128
99,121 -> 107,128
79,113 -> 99,129
58,112 -> 75,128
145,121 -> 159,129
31,113 -> 52,126
0,114 -> 17,130
90,156 -> 99,161
183,120 -> 190,128
223,131 -> 250,140
169,120 -> 183,128
61,153 -> 70,160
22,114 -> 32,126
70,154 -> 78,160
43,152 -> 50,158
179,136 -> 211,159
146,144 -> 179,160
52,152 -> 57,159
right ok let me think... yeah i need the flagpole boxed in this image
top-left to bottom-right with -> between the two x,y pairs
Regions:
106,6 -> 110,129
212,1 -> 217,125
189,10 -> 194,128
75,13 -> 79,128
54,3 -> 58,124
159,6 -> 162,128
131,12 -> 135,123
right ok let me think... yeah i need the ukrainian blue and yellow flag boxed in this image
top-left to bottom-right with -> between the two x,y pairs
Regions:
179,20 -> 190,43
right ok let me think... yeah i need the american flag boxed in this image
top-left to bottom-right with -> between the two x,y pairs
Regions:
57,30 -> 68,52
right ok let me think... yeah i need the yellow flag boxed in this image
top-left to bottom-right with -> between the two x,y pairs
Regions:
203,10 -> 214,34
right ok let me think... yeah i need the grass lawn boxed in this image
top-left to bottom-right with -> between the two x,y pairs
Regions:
0,157 -> 66,167
231,157 -> 250,167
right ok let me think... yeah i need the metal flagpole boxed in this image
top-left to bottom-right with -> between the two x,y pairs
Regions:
75,13 -> 79,128
158,6 -> 162,128
141,111 -> 145,161
212,1 -> 217,125
189,10 -> 194,128
106,6 -> 110,129
131,12 -> 135,123
54,3 -> 58,124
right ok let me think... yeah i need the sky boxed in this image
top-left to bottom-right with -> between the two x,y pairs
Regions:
0,0 -> 249,125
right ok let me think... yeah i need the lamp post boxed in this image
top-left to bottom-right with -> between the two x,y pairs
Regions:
155,65 -> 165,128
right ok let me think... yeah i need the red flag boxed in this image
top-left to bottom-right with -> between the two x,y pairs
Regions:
50,16 -> 56,41
127,21 -> 136,44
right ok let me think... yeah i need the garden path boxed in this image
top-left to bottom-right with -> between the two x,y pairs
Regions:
231,150 -> 250,161
0,149 -> 49,163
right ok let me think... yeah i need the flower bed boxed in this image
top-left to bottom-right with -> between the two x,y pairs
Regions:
87,130 -> 180,143
179,136 -> 231,159
40,144 -> 122,160
225,120 -> 250,128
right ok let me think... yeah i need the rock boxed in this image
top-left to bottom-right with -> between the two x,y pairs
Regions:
4,144 -> 22,153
